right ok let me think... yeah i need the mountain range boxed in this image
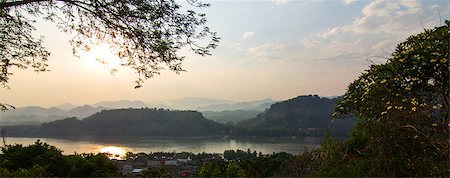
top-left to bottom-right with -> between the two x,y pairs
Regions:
146,97 -> 276,111
93,100 -> 147,109
1,98 -> 276,126
196,98 -> 275,111
0,105 -> 106,126
2,95 -> 356,139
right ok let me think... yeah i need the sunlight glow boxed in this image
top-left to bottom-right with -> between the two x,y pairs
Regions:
79,44 -> 122,73
99,146 -> 127,160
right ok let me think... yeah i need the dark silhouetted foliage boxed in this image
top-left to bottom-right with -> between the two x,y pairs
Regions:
0,0 -> 219,110
314,21 -> 450,177
0,140 -> 120,177
3,108 -> 226,138
235,95 -> 356,137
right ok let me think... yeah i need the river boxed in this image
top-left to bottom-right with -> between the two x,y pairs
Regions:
3,137 -> 319,156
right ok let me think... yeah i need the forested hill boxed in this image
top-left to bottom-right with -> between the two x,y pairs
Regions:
3,96 -> 357,139
3,108 -> 226,139
235,95 -> 356,137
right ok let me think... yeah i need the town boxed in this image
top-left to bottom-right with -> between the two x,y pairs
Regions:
110,149 -> 294,177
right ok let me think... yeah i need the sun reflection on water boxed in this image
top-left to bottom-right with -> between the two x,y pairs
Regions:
99,146 -> 127,160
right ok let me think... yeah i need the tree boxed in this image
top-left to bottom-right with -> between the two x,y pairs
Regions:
198,162 -> 213,177
0,0 -> 220,110
0,141 -> 120,177
0,140 -> 69,176
225,162 -> 245,177
223,150 -> 236,161
325,21 -> 449,176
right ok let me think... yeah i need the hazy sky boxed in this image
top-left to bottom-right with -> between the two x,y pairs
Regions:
1,0 -> 449,107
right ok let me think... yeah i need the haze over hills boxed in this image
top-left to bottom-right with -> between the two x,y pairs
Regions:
147,97 -> 234,110
1,98 -> 278,126
196,98 -> 275,111
0,105 -> 106,126
4,109 -> 226,138
2,106 -> 66,116
93,100 -> 147,109
54,103 -> 78,111
2,95 -> 355,140
65,105 -> 107,119
202,110 -> 262,124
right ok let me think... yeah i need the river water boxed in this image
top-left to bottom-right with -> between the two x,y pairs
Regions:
3,137 -> 319,156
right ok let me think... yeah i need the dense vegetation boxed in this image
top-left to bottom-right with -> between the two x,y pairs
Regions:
3,108 -> 226,138
235,95 -> 356,137
201,110 -> 261,124
0,140 -> 119,177
305,21 -> 449,177
198,151 -> 295,177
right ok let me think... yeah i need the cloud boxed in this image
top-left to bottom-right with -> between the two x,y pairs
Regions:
232,0 -> 448,67
302,39 -> 320,48
342,0 -> 358,5
272,0 -> 289,6
242,31 -> 255,39
247,43 -> 287,60
293,0 -> 449,68
318,0 -> 426,38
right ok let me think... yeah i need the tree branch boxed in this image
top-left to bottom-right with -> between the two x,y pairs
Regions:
0,0 -> 47,9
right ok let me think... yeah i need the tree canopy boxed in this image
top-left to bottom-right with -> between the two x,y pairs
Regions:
0,140 -> 120,177
322,21 -> 449,176
0,0 -> 219,110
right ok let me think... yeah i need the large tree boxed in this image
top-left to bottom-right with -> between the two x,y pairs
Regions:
0,0 -> 220,110
321,21 -> 449,176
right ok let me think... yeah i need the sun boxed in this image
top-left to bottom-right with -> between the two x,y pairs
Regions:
79,44 -> 122,72
99,146 -> 127,160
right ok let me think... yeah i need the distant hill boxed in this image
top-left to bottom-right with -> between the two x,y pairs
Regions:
146,97 -> 275,111
0,115 -> 68,126
0,105 -> 106,125
197,99 -> 276,111
3,108 -> 226,139
0,106 -> 68,125
235,95 -> 356,137
1,106 -> 66,117
54,103 -> 78,111
93,100 -> 147,109
66,105 -> 106,118
147,97 -> 233,110
202,110 -> 262,124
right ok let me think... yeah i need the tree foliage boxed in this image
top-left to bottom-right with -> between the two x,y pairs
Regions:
3,108 -> 227,137
0,140 -> 120,177
198,150 -> 295,177
0,0 -> 219,110
325,21 -> 450,176
235,95 -> 356,138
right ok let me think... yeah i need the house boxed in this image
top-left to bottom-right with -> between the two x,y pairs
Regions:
131,168 -> 143,174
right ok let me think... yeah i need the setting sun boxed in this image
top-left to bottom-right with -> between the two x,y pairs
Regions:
79,44 -> 122,72
99,146 -> 127,160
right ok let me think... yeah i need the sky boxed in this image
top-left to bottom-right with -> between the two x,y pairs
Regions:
1,0 -> 449,107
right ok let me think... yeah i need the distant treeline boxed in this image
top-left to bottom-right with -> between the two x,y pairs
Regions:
3,108 -> 225,139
